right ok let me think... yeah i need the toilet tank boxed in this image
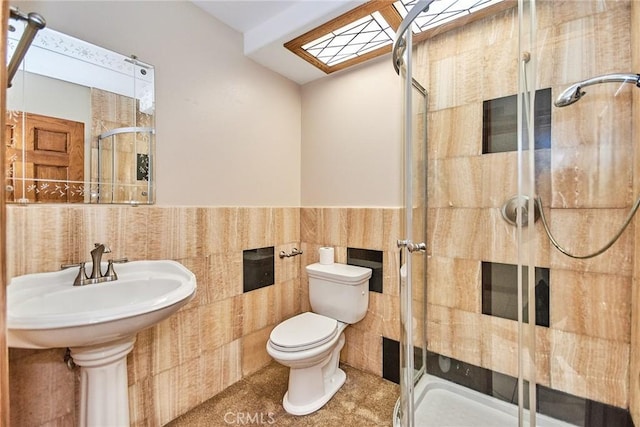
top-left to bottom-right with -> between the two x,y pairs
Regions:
306,263 -> 372,324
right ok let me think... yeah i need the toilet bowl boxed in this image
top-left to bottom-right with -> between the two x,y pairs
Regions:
266,262 -> 372,416
266,312 -> 347,415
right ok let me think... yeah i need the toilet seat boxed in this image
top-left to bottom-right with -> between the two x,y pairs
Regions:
270,312 -> 338,352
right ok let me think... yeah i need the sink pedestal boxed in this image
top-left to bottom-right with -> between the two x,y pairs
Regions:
70,336 -> 136,427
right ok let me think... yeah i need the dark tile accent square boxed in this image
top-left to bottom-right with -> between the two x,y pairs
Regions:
242,247 -> 274,293
382,337 -> 425,385
481,261 -> 549,327
347,248 -> 383,293
483,88 -> 551,154
382,337 -> 400,384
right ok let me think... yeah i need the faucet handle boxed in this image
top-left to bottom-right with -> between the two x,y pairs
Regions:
61,262 -> 83,270
104,258 -> 128,282
61,262 -> 88,286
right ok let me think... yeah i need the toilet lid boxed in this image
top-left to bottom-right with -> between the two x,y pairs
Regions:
270,312 -> 338,352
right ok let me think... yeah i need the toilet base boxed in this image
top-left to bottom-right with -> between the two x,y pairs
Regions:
283,367 -> 346,416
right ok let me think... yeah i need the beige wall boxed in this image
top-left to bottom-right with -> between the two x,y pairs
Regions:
301,57 -> 403,207
12,0 -> 302,207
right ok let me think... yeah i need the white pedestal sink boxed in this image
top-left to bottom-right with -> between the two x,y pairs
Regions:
7,260 -> 197,427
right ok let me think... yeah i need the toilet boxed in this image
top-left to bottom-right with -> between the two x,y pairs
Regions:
266,262 -> 372,416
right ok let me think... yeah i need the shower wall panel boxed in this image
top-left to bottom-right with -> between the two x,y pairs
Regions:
416,1 -> 632,409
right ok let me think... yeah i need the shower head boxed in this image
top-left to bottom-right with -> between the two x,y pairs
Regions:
554,73 -> 640,107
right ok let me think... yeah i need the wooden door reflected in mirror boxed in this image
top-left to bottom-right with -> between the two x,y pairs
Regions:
6,112 -> 84,203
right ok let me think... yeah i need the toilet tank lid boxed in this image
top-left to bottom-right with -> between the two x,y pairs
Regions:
306,263 -> 372,283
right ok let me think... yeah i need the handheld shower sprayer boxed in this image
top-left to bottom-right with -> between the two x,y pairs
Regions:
527,71 -> 640,259
554,73 -> 640,107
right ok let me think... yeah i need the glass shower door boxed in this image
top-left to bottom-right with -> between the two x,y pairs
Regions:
396,25 -> 428,427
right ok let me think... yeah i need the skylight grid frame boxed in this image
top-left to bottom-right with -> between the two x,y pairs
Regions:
394,0 -> 506,32
285,0 -> 514,75
303,12 -> 395,67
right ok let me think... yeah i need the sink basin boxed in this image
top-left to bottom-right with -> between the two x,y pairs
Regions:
7,259 -> 197,427
8,260 -> 196,349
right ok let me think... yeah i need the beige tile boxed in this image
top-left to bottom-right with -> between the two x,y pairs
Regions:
198,339 -> 242,403
551,144 -> 633,209
481,152 -> 518,209
481,38 -> 519,101
239,208 -> 275,250
480,315 -> 518,378
273,279 -> 301,324
426,305 -> 482,367
199,296 -> 243,351
128,328 -> 153,386
383,250 -> 401,297
146,207 -> 203,260
353,292 -> 400,342
152,306 -> 201,375
273,207 -> 300,245
300,208 -> 351,257
242,326 -> 273,377
152,358 -> 201,426
274,244 -> 301,284
427,104 -> 483,159
550,269 -> 631,342
429,156 -> 483,208
550,329 -> 629,408
6,206 -> 73,277
202,207 -> 241,253
9,348 -> 75,427
206,251 -> 242,303
383,209 -> 402,253
347,208 -> 385,250
128,377 -> 153,427
546,208 -> 633,275
429,48 -> 483,111
242,286 -> 276,335
341,328 -> 381,377
74,206 -> 149,262
550,5 -> 631,87
427,256 -> 481,313
428,208 -> 485,260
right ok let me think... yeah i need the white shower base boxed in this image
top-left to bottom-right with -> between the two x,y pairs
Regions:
393,374 -> 577,427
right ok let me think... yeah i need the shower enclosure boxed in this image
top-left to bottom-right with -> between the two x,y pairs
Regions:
393,0 -> 639,426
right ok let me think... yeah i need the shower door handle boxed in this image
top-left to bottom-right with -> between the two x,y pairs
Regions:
397,240 -> 426,253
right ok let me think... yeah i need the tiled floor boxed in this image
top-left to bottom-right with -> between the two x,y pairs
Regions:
166,362 -> 399,427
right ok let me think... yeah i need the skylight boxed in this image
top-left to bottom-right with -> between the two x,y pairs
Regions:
301,11 -> 396,67
395,0 -> 504,33
285,0 -> 510,74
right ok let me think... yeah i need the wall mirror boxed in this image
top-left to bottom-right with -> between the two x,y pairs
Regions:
6,13 -> 155,204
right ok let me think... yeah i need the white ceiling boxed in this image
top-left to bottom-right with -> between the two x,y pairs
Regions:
191,0 -> 368,85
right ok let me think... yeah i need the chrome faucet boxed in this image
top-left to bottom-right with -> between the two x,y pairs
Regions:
61,243 -> 128,286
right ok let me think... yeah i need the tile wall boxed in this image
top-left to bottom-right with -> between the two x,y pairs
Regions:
6,205 -> 301,426
6,205 -> 400,426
